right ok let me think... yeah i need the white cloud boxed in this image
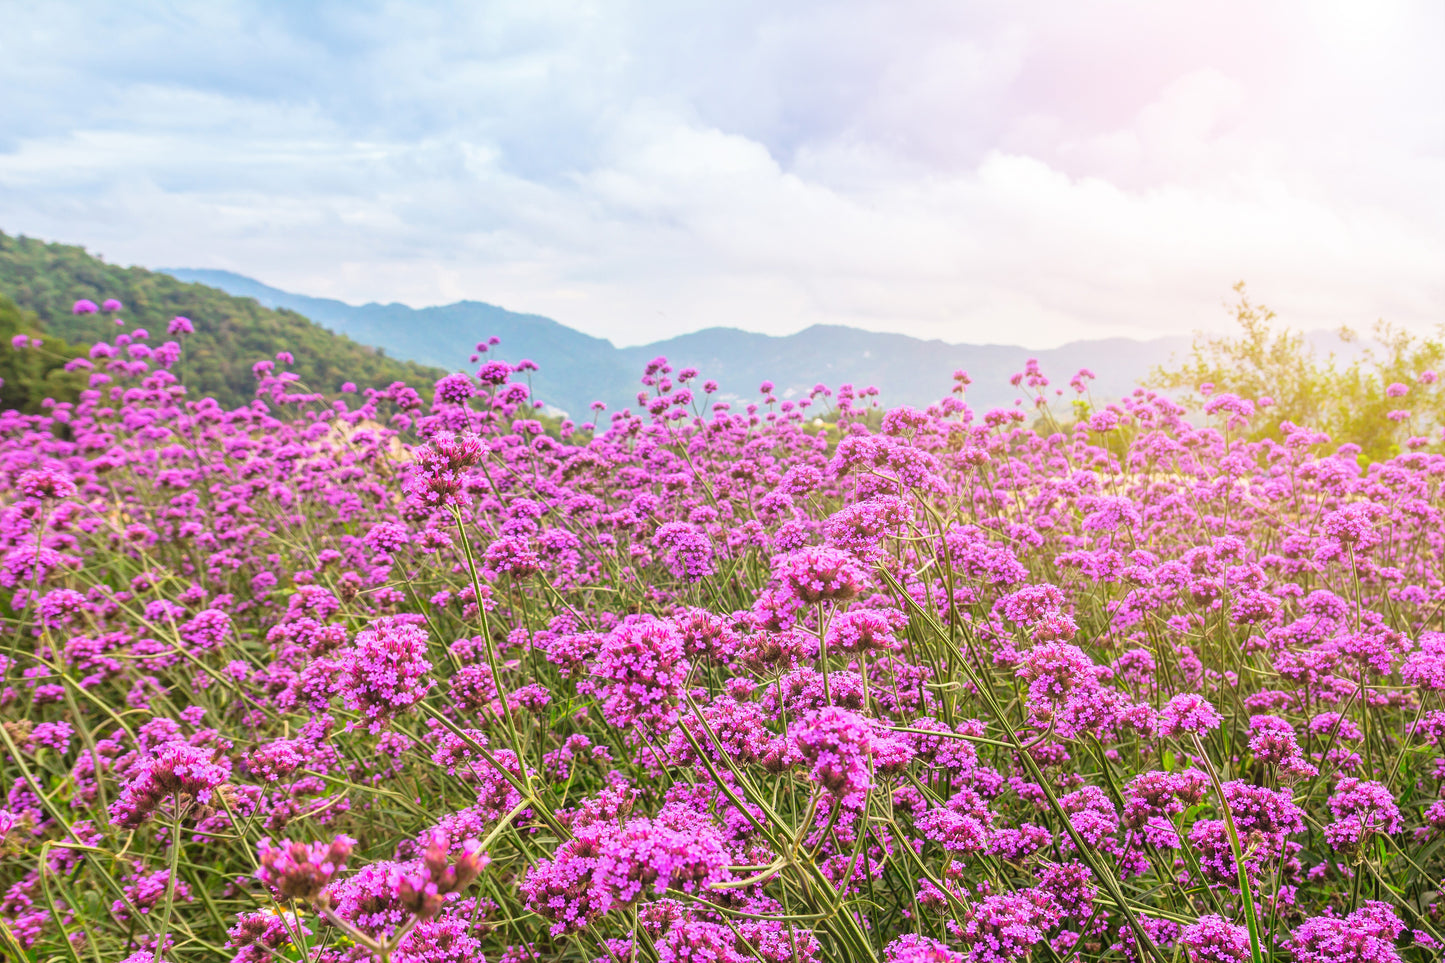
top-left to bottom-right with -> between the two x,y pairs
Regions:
0,0 -> 1440,348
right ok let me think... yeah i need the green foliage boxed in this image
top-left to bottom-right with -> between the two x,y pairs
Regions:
0,295 -> 89,413
0,231 -> 446,410
1148,282 -> 1445,462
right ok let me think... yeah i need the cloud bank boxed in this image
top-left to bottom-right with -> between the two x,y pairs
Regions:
2,0 -> 1441,346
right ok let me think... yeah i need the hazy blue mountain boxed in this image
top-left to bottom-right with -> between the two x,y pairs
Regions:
617,325 -> 1194,412
163,268 -> 1196,417
163,268 -> 639,417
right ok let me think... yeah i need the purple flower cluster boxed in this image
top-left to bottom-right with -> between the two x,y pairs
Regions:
522,799 -> 734,936
1290,901 -> 1405,963
652,521 -> 715,582
108,742 -> 230,828
1,323 -> 1442,961
1180,913 -> 1251,963
256,834 -> 355,900
340,618 -> 433,731
773,546 -> 869,604
586,617 -> 689,732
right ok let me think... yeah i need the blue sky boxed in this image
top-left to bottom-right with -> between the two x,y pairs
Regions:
1,0 -> 1441,346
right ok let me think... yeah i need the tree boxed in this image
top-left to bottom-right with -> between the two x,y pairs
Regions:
0,295 -> 87,413
1148,283 -> 1444,462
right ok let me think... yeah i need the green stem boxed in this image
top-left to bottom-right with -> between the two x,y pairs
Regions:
1193,736 -> 1265,963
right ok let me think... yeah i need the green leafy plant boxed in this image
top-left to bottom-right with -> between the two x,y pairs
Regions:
0,231 -> 446,409
1148,282 -> 1445,462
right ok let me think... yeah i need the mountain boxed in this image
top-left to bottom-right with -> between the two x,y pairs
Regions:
615,326 -> 1193,413
0,233 -> 445,411
164,268 -> 1196,417
163,268 -> 640,418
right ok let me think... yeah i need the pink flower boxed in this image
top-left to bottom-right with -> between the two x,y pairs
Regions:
339,618 -> 433,731
772,546 -> 869,604
1402,632 -> 1445,690
1159,693 -> 1222,738
256,835 -> 355,901
652,522 -> 715,582
433,373 -> 475,405
1290,902 -> 1403,963
586,617 -> 688,732
788,706 -> 904,804
1017,642 -> 1097,713
1325,779 -> 1402,850
394,830 -> 488,920
884,935 -> 968,963
957,889 -> 1062,963
17,469 -> 78,501
109,743 -> 230,827
1180,914 -> 1251,963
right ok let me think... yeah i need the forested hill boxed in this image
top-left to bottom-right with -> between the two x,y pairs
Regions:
0,232 -> 445,410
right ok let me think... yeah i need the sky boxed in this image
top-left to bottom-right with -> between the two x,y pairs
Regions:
1,0 -> 1441,347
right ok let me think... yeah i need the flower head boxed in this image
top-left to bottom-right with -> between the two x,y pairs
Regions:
1180,914 -> 1251,963
109,743 -> 230,828
1159,693 -> 1222,738
773,547 -> 868,604
394,830 -> 488,919
340,618 -> 433,731
256,835 -> 355,901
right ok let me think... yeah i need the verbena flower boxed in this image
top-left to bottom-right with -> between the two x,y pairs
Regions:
772,547 -> 869,604
1180,914 -> 1251,963
255,835 -> 355,901
394,829 -> 488,919
1289,901 -> 1404,963
1159,693 -> 1222,738
1325,778 -> 1403,850
339,618 -> 433,732
109,743 -> 230,828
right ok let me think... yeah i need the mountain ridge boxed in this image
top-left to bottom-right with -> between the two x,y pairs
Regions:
162,267 -> 1197,416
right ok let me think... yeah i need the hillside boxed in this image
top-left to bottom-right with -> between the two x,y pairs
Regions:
0,294 -> 90,413
0,233 -> 445,410
165,268 -> 1196,415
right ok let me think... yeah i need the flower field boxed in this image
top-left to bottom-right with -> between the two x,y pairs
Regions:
1,307 -> 1443,963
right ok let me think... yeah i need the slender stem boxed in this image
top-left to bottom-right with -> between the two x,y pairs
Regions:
154,799 -> 184,963
1193,736 -> 1266,963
